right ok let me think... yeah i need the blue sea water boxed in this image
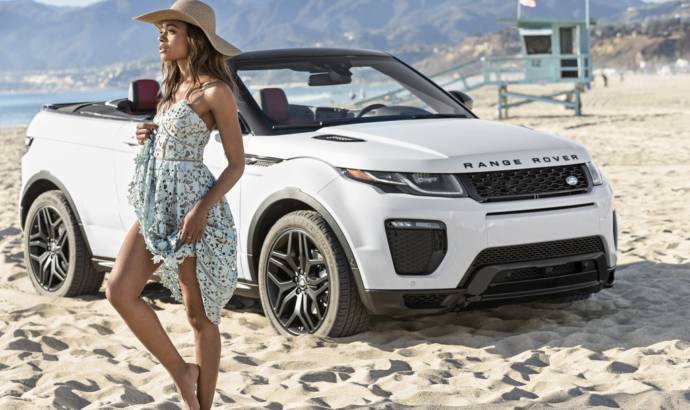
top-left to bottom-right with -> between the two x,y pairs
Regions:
0,88 -> 125,128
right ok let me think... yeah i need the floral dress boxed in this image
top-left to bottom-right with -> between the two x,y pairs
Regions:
126,99 -> 238,325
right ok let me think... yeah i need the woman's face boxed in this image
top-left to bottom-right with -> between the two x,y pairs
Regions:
158,20 -> 188,62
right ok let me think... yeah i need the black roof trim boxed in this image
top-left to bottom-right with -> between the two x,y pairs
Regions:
230,47 -> 391,62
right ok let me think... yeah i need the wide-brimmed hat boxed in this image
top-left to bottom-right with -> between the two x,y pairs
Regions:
133,0 -> 241,58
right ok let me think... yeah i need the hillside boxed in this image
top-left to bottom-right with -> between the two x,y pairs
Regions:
415,16 -> 690,77
593,18 -> 690,70
0,0 -> 642,72
2,0 -> 687,93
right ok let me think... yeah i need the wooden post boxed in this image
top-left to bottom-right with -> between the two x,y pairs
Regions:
498,84 -> 508,119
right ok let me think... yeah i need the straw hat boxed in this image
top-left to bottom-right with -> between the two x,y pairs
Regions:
133,0 -> 241,58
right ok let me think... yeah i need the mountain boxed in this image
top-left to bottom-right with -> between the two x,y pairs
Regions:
0,0 -> 644,72
592,17 -> 690,69
414,14 -> 690,76
616,0 -> 690,23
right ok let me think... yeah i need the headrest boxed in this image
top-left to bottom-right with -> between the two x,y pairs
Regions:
129,79 -> 160,111
260,87 -> 289,123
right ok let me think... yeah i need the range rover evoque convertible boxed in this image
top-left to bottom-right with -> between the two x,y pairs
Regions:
19,47 -> 618,337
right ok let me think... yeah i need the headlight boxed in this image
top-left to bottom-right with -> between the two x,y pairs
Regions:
585,161 -> 603,186
341,168 -> 467,197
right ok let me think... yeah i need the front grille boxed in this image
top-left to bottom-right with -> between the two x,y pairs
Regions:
458,164 -> 590,202
459,236 -> 605,288
385,221 -> 447,275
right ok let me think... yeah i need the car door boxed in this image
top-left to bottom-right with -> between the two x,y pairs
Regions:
113,120 -> 146,234
204,120 -> 252,280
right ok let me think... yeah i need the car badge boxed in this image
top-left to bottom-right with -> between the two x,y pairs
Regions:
565,176 -> 579,186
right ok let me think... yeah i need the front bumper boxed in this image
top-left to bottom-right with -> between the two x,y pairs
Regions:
360,250 -> 615,317
316,170 -> 617,316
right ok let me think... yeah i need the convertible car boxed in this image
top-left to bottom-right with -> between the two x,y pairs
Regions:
19,48 -> 617,337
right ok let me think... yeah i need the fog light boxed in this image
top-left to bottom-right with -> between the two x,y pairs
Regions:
388,219 -> 445,230
385,219 -> 447,275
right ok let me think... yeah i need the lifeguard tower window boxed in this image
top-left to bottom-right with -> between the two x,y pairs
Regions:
525,35 -> 552,55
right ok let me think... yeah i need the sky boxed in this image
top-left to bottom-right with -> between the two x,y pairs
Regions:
0,0 -> 105,6
35,0 -> 104,5
0,0 -> 674,5
0,0 -> 672,6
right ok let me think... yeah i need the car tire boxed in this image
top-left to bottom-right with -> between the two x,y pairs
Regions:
23,190 -> 104,297
257,210 -> 369,337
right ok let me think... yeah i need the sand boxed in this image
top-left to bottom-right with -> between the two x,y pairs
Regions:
1,73 -> 688,409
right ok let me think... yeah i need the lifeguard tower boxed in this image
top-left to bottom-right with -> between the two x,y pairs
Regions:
484,16 -> 593,118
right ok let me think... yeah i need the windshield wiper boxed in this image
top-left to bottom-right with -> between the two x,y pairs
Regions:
403,113 -> 470,119
271,124 -> 322,130
321,113 -> 469,126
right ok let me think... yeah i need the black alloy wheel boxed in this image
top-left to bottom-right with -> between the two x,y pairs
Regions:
265,228 -> 330,335
28,205 -> 69,291
257,210 -> 370,337
23,190 -> 104,297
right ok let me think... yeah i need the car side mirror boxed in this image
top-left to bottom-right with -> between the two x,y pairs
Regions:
448,90 -> 473,110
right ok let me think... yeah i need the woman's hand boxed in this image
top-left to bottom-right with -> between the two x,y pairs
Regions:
179,202 -> 209,244
135,122 -> 159,145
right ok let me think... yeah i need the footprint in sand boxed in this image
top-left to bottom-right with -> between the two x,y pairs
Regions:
104,374 -> 154,405
88,323 -> 114,335
8,337 -> 42,353
41,335 -> 68,351
53,379 -> 99,409
606,361 -> 638,374
368,359 -> 413,381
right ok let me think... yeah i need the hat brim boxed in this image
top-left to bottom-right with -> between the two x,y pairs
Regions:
133,9 -> 241,58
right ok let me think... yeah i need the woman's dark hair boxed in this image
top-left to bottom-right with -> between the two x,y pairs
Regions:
157,21 -> 239,118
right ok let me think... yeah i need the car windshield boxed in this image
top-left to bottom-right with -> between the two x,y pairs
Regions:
234,55 -> 471,130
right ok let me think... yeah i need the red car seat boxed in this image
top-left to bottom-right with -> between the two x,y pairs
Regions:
259,87 -> 290,124
129,79 -> 161,113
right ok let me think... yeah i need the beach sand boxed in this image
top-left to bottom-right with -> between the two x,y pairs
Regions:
1,73 -> 688,408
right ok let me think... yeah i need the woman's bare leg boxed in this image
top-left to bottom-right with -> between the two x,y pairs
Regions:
177,255 -> 221,410
106,221 -> 200,410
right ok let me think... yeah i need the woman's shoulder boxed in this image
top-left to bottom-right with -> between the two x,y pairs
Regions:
200,78 -> 235,100
200,77 -> 228,90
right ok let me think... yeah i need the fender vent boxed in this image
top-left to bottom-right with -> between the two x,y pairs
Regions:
312,134 -> 365,142
245,154 -> 283,167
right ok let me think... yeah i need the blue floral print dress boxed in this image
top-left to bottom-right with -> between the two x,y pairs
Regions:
126,98 -> 238,325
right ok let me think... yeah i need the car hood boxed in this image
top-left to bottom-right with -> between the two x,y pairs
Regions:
247,118 -> 591,173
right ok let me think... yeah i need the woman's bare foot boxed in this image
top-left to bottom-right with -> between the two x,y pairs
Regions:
174,362 -> 200,410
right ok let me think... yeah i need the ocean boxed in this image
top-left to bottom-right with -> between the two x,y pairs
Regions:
0,88 -> 124,128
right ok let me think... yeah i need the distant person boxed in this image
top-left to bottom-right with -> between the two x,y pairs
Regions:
602,73 -> 608,87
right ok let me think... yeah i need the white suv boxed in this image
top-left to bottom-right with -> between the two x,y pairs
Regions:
19,48 -> 617,337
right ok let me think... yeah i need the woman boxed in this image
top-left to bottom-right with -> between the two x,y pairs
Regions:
105,1 -> 245,409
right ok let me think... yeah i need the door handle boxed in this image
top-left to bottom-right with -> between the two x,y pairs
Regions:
123,134 -> 141,147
